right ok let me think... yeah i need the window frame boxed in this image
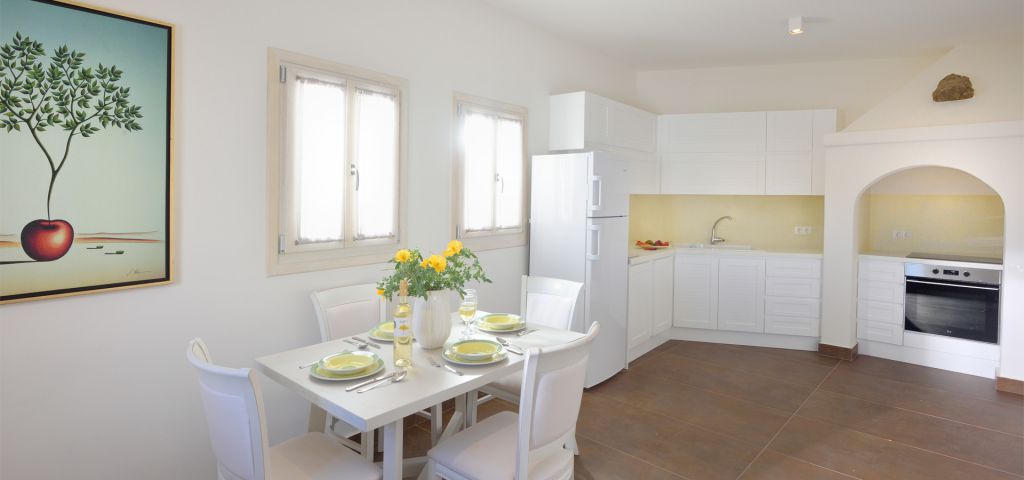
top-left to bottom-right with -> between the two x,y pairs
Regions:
452,93 -> 529,251
267,48 -> 408,275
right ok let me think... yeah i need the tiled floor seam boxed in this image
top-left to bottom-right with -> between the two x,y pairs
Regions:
813,385 -> 1024,439
733,360 -> 845,480
657,348 -> 836,391
573,432 -> 692,480
837,358 -> 1024,406
789,411 -> 1024,478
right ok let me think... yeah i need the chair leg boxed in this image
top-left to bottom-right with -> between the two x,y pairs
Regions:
430,404 -> 442,445
466,390 -> 479,427
566,430 -> 580,455
361,429 -> 375,460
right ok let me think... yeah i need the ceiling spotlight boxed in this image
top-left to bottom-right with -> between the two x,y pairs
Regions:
789,16 -> 804,35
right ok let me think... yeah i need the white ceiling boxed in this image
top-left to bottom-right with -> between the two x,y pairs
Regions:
479,0 -> 1023,69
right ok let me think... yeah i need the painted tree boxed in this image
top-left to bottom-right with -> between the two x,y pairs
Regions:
0,32 -> 144,261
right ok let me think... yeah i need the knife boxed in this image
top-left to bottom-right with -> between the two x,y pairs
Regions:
345,372 -> 394,392
352,336 -> 380,349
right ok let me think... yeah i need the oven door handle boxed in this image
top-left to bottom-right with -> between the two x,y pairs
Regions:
905,279 -> 1000,291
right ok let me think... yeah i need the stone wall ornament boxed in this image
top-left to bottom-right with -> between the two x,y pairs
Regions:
932,73 -> 975,102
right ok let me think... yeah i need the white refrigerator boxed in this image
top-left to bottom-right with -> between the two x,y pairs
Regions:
528,151 -> 629,387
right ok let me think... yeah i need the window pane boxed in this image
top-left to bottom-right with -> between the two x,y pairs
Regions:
462,112 -> 496,232
294,76 -> 346,244
353,88 -> 398,239
495,118 -> 523,229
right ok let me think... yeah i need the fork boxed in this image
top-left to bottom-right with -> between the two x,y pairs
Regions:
516,328 -> 537,337
492,336 -> 524,355
429,357 -> 463,376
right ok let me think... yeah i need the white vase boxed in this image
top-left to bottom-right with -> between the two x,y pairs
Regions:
412,290 -> 452,349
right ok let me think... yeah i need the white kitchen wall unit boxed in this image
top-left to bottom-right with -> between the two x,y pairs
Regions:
764,258 -> 822,337
856,257 -> 905,345
673,254 -> 718,329
657,109 -> 836,195
627,252 -> 674,361
549,91 -> 659,194
716,258 -> 766,333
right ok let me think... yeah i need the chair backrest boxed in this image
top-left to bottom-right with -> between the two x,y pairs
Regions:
311,284 -> 387,342
187,338 -> 269,480
519,275 -> 583,330
515,322 -> 600,478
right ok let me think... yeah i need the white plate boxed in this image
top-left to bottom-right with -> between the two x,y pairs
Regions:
367,325 -> 393,342
442,347 -> 508,367
309,358 -> 385,382
474,321 -> 526,333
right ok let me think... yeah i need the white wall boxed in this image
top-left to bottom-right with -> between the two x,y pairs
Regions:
634,55 -> 939,128
866,166 -> 998,195
0,1 -> 636,478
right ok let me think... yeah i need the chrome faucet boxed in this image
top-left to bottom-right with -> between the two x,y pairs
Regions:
710,216 -> 732,245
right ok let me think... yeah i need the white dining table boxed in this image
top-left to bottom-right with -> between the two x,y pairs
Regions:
254,312 -> 583,480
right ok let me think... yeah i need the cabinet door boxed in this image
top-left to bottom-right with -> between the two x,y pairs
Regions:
583,93 -> 611,145
608,103 -> 656,152
659,112 -> 766,153
660,153 -> 765,194
717,258 -> 765,333
766,110 -> 814,152
674,255 -> 718,329
765,152 -> 813,195
652,256 -> 674,334
628,262 -> 653,349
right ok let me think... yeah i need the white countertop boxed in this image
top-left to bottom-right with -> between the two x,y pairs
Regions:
859,252 -> 1004,270
629,246 -> 823,264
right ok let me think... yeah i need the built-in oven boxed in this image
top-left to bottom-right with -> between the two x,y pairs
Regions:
904,262 -> 1001,344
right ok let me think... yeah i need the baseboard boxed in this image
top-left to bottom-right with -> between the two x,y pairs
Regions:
996,376 -> 1024,396
627,334 -> 669,364
665,327 -> 818,351
818,342 -> 858,361
858,339 -> 997,379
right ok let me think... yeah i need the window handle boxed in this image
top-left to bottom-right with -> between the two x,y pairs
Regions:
350,164 -> 360,191
495,173 -> 504,193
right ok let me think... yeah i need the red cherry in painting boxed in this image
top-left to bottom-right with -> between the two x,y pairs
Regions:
20,219 -> 74,261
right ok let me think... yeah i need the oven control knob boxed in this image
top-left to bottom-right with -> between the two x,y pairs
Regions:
963,271 -> 971,278
932,269 -> 939,274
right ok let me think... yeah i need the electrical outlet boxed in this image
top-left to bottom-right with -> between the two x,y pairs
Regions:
891,230 -> 912,240
793,226 -> 812,235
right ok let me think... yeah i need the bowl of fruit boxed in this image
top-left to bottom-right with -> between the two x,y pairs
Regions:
636,239 -> 671,250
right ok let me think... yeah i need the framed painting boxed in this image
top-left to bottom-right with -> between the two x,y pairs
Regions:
0,0 -> 173,303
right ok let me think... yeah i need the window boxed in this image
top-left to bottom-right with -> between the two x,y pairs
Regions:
267,49 -> 406,274
453,94 -> 528,250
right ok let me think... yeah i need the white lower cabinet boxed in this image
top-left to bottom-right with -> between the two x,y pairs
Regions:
673,254 -> 821,338
857,258 -> 906,346
627,262 -> 653,349
673,255 -> 718,329
651,256 -> 673,334
716,258 -> 766,333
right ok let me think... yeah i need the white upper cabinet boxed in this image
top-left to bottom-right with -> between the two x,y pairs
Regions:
549,91 -> 656,153
549,92 -> 658,194
766,111 -> 813,152
661,153 -> 764,194
765,152 -> 813,195
659,112 -> 766,153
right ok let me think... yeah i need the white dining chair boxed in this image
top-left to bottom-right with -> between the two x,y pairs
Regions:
472,276 -> 583,430
186,338 -> 381,480
425,323 -> 599,480
311,284 -> 443,450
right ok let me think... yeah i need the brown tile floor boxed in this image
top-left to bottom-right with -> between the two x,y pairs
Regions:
385,340 -> 1024,479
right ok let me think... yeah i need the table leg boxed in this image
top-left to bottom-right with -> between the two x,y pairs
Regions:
307,404 -> 327,433
382,418 -> 404,480
466,390 -> 478,427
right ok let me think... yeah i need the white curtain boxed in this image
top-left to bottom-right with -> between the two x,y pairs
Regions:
294,76 -> 346,244
495,118 -> 523,229
462,112 -> 497,232
352,88 -> 398,239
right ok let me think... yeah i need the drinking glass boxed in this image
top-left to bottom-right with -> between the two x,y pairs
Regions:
459,289 -> 478,336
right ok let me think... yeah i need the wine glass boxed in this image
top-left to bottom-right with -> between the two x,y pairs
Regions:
459,289 -> 478,336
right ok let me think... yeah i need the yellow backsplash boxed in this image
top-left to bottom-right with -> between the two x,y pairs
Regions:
863,194 -> 1004,257
629,195 -> 825,251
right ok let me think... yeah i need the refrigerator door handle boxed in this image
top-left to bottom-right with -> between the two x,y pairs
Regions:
589,175 -> 603,212
586,224 -> 601,260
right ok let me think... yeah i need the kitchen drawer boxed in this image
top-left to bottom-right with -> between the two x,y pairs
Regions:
765,297 -> 820,318
766,258 -> 821,279
858,319 -> 903,345
858,279 -> 905,304
857,299 -> 904,326
765,277 -> 821,298
765,314 -> 819,337
858,259 -> 905,283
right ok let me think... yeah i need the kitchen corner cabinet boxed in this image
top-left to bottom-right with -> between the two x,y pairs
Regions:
628,256 -> 674,350
549,91 -> 659,194
673,253 -> 821,337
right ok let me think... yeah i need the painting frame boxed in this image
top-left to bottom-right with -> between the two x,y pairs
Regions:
0,0 -> 174,304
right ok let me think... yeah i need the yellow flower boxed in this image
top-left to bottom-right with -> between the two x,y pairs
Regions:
394,249 -> 412,263
446,240 -> 463,255
424,254 -> 447,273
376,288 -> 385,297
444,247 -> 456,257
